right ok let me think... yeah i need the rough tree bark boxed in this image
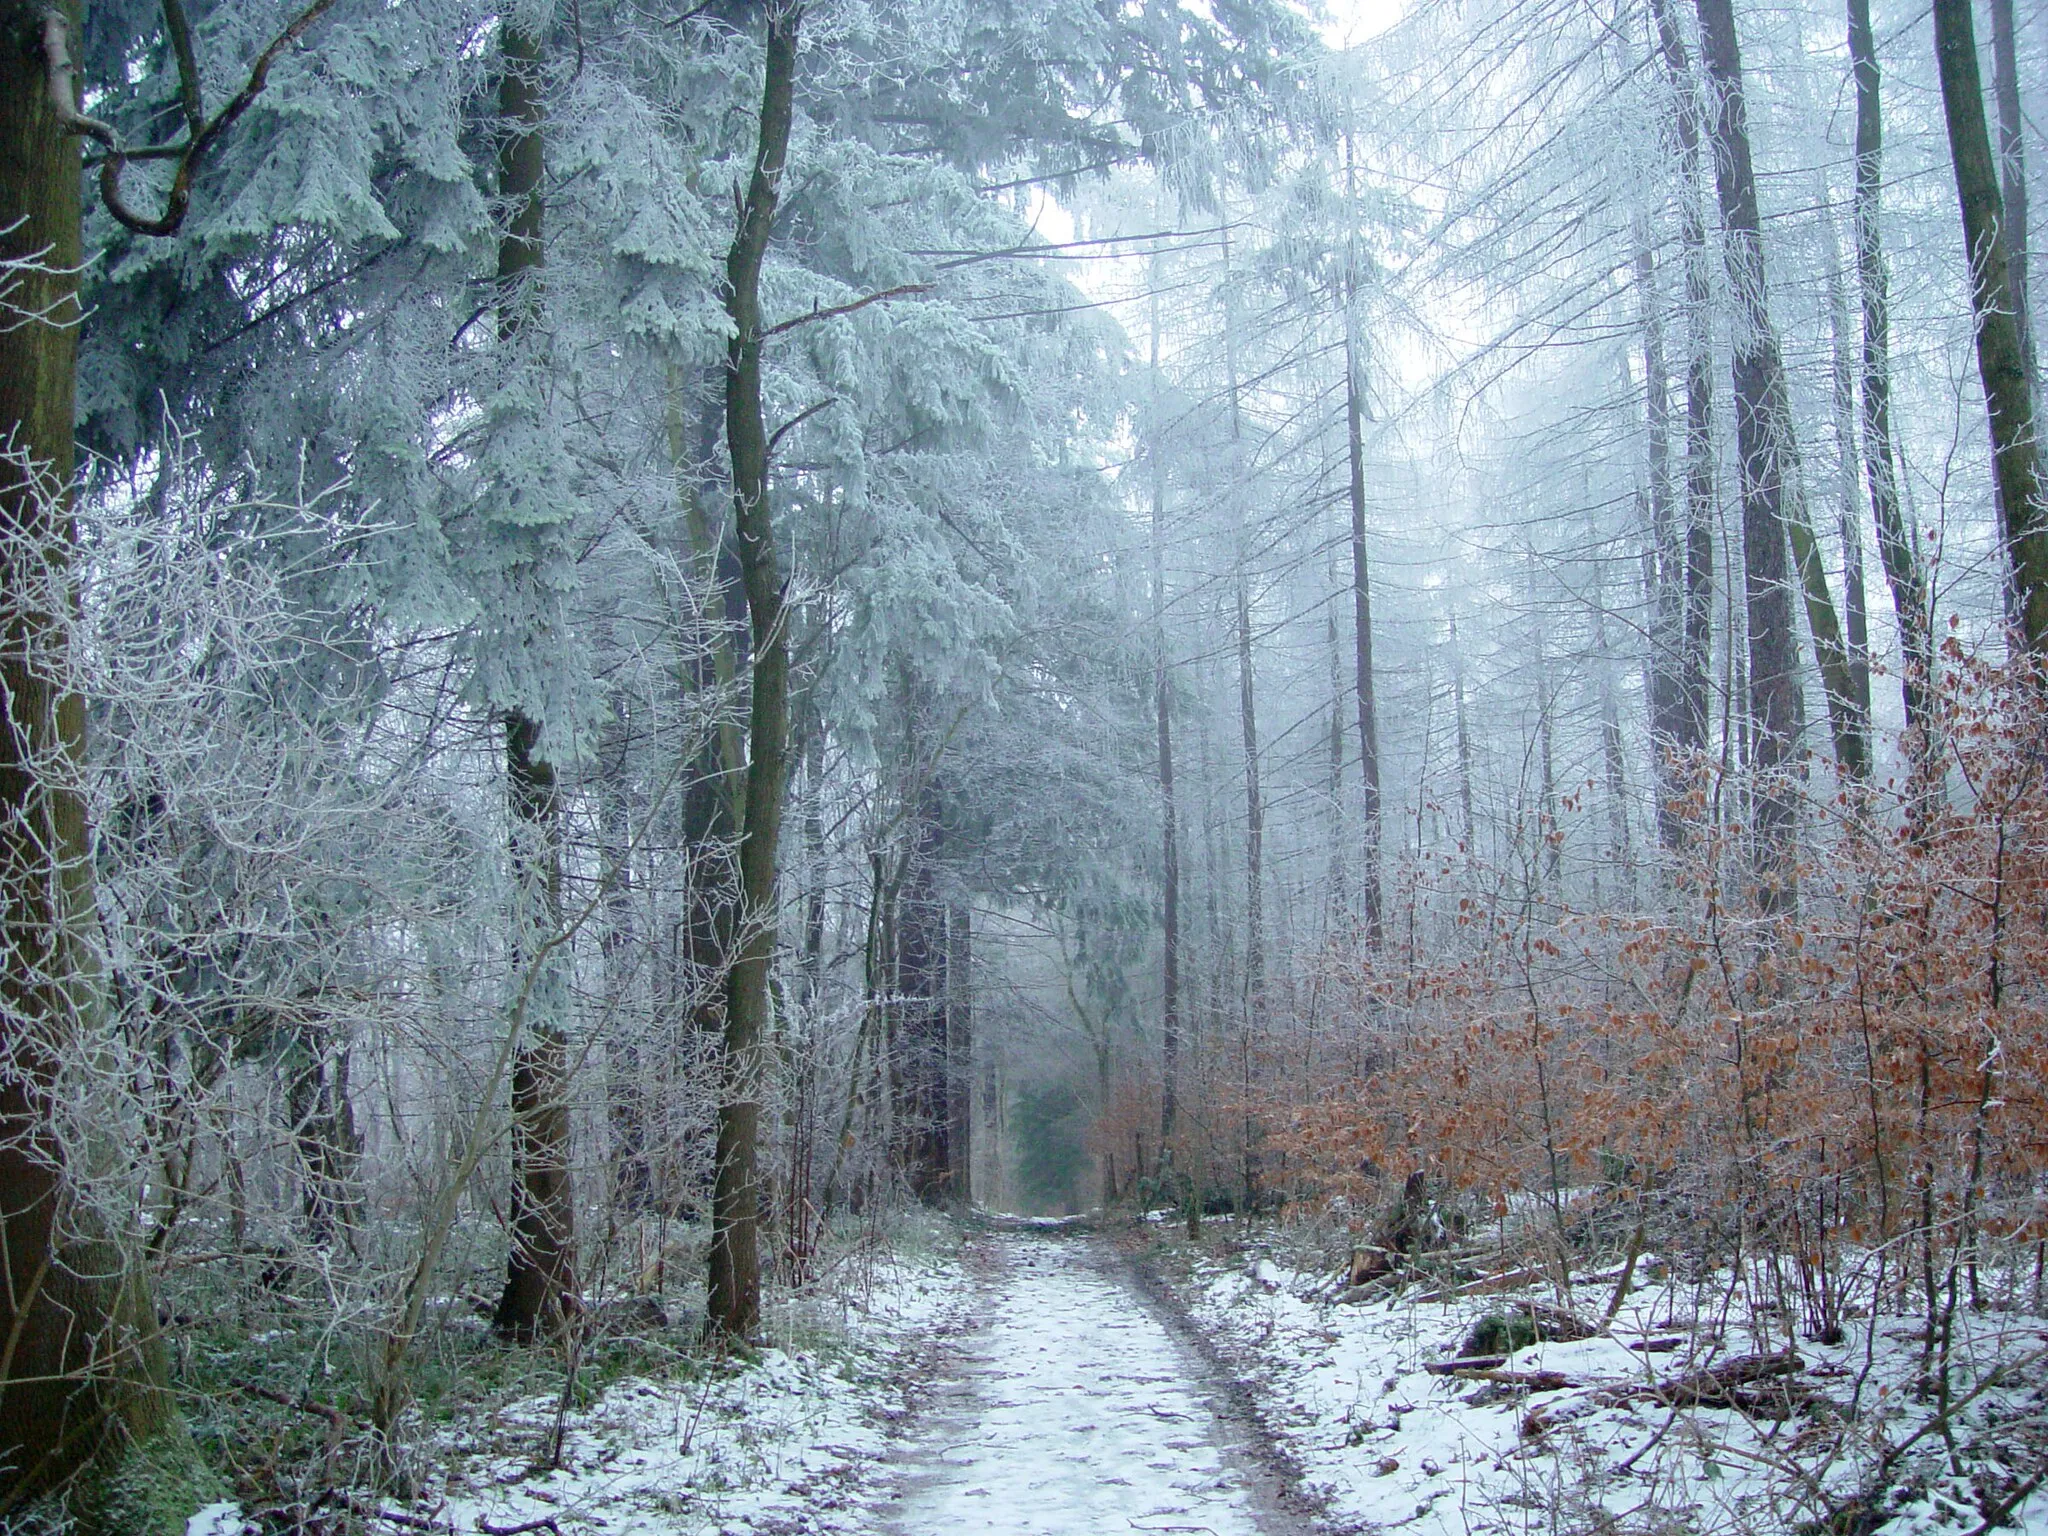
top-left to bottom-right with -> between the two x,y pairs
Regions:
708,3 -> 800,1341
490,24 -> 578,1345
1931,0 -> 2048,655
494,710 -> 579,1341
0,6 -> 213,1527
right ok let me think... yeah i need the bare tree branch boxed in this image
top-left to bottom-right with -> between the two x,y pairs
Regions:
760,282 -> 934,338
41,0 -> 340,239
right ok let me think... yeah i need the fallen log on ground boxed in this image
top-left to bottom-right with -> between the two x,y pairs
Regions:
1455,1368 -> 1578,1390
1424,1354 -> 1508,1375
1595,1347 -> 1810,1416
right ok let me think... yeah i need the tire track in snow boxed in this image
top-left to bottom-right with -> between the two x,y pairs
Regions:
876,1228 -> 1313,1536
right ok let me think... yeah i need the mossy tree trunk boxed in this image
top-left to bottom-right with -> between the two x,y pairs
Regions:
1932,0 -> 2048,655
708,2 -> 800,1342
0,5 -> 213,1527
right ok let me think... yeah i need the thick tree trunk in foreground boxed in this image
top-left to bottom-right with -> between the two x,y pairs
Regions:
1696,0 -> 1837,901
1931,0 -> 2048,655
0,6 -> 209,1526
490,26 -> 578,1345
1847,0 -> 1936,773
709,5 -> 799,1341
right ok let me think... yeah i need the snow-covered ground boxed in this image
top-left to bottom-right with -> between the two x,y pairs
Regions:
1142,1228 -> 2048,1535
417,1236 -> 972,1536
877,1228 -> 1303,1535
181,1219 -> 2048,1536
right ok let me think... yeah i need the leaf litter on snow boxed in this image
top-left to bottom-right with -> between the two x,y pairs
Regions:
1143,1230 -> 2048,1535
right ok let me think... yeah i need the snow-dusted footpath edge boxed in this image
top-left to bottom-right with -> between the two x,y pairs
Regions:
1116,1230 -> 1348,1534
418,1233 -> 981,1536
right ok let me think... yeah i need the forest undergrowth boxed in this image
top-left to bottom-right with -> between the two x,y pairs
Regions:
1108,650 -> 2048,1534
121,1208 -> 970,1536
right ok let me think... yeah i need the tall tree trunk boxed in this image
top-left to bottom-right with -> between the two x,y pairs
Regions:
1696,0 -> 1829,901
1325,605 -> 1347,918
1931,0 -> 2048,654
599,706 -> 648,1214
1344,319 -> 1384,947
1235,573 -> 1265,1017
946,903 -> 973,1204
1785,484 -> 1869,779
1650,0 -> 1717,781
1451,612 -> 1476,858
287,1023 -> 360,1246
0,9 -> 209,1525
895,802 -> 951,1203
1533,596 -> 1561,891
1148,308 -> 1180,1148
1693,1 -> 1861,786
1594,569 -> 1634,899
1848,0 -> 1935,763
800,713 -> 826,1006
1219,232 -> 1263,1025
490,24 -> 579,1345
1821,201 -> 1873,724
673,371 -> 741,1059
494,710 -> 580,1341
1990,0 -> 2036,474
1635,232 -> 1687,849
708,4 -> 799,1341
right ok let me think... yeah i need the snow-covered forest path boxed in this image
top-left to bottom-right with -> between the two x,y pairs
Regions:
875,1228 -> 1309,1536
